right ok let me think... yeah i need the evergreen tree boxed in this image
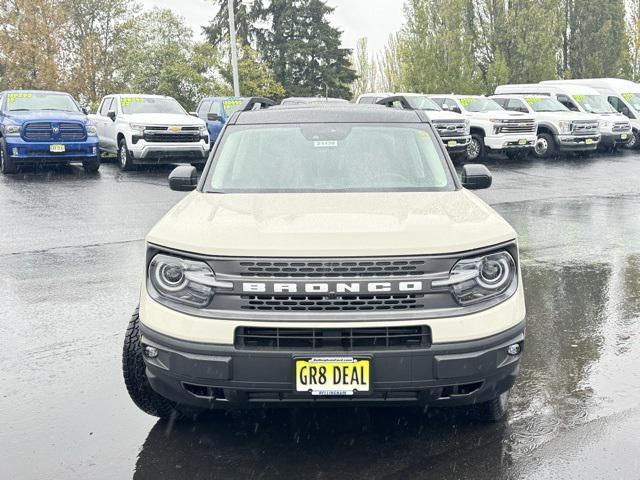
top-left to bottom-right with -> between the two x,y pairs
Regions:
259,0 -> 356,98
202,0 -> 263,47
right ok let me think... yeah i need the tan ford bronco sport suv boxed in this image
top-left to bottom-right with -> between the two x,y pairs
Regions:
122,98 -> 526,422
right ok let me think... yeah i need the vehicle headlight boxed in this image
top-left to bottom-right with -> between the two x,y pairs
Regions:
148,253 -> 231,308
199,125 -> 208,135
558,121 -> 572,134
432,251 -> 517,305
2,124 -> 21,136
464,119 -> 471,135
86,124 -> 98,136
129,123 -> 145,135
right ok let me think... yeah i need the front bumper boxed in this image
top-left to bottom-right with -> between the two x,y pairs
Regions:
129,140 -> 209,162
140,321 -> 525,409
556,134 -> 600,151
441,135 -> 471,152
4,137 -> 99,163
484,134 -> 536,151
599,132 -> 631,147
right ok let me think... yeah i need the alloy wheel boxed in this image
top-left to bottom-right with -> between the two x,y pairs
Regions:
467,139 -> 480,160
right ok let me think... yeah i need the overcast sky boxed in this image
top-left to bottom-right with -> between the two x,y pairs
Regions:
140,0 -> 405,55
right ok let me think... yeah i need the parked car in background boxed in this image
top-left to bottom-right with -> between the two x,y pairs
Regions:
280,97 -> 350,105
195,96 -> 247,147
371,93 -> 471,163
429,95 -> 537,161
506,83 -> 632,151
90,94 -> 209,171
490,93 -> 600,158
539,78 -> 640,149
0,90 -> 99,174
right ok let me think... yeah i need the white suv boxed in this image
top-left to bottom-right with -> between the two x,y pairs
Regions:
91,94 -> 209,170
490,94 -> 600,158
430,95 -> 537,161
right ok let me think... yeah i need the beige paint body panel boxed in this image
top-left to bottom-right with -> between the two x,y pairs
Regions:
146,189 -> 516,257
139,283 -> 525,345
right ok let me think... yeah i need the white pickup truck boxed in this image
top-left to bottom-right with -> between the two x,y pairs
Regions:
429,95 -> 537,161
90,94 -> 209,170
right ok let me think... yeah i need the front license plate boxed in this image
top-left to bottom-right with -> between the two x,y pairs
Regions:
447,140 -> 457,147
50,144 -> 65,153
585,138 -> 593,145
295,357 -> 370,395
621,133 -> 628,140
518,138 -> 527,145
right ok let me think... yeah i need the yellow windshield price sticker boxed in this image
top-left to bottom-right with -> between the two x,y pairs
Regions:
525,96 -> 541,105
7,92 -> 33,103
459,98 -> 474,107
623,93 -> 635,101
573,94 -> 585,102
223,99 -> 242,108
121,97 -> 145,107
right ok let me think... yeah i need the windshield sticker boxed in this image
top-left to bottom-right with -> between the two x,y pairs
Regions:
623,93 -> 635,101
223,99 -> 242,109
121,97 -> 145,107
573,94 -> 585,102
459,98 -> 474,107
313,140 -> 338,148
7,92 -> 33,103
525,97 -> 541,105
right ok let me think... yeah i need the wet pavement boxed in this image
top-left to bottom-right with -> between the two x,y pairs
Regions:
2,152 -> 640,479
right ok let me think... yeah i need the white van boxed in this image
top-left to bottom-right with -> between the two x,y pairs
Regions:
541,79 -> 640,148
518,82 -> 632,150
490,92 -> 599,158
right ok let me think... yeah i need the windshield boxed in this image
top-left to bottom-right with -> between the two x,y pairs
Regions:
525,96 -> 569,112
5,92 -> 80,112
410,95 -> 441,111
573,94 -> 616,114
622,92 -> 640,111
459,97 -> 503,112
206,124 -> 453,193
120,96 -> 185,115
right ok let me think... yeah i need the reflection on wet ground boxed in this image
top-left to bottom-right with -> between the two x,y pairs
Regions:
2,154 -> 640,479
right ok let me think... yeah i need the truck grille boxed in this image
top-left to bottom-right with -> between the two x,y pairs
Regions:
235,326 -> 432,350
496,120 -> 536,134
22,122 -> 86,141
240,293 -> 425,311
433,120 -> 467,138
613,121 -> 631,132
143,132 -> 200,143
571,121 -> 599,134
237,259 -> 427,277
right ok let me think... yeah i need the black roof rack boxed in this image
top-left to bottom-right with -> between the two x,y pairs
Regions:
240,97 -> 276,111
376,95 -> 417,110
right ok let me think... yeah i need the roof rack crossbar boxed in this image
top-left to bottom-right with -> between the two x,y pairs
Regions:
240,97 -> 276,111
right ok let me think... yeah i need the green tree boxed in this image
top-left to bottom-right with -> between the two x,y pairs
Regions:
259,0 -> 356,98
202,0 -> 263,47
377,34 -> 402,92
351,37 -> 378,99
220,44 -> 286,98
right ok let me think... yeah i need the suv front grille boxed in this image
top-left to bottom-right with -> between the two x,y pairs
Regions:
496,120 -> 536,134
240,293 -> 425,311
237,259 -> 427,277
235,326 -> 432,350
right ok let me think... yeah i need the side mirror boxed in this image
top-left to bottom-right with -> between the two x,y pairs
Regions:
82,106 -> 90,115
189,111 -> 198,117
207,113 -> 222,122
107,110 -> 116,121
461,164 -> 492,190
169,165 -> 198,191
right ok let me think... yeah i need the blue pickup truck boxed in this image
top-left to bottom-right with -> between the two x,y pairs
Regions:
0,90 -> 100,174
194,96 -> 246,146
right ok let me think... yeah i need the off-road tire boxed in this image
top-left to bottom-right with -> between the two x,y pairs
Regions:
468,389 -> 511,422
506,149 -> 530,161
82,157 -> 100,173
467,134 -> 486,162
118,138 -> 135,171
0,139 -> 17,174
533,133 -> 556,159
123,308 -> 182,419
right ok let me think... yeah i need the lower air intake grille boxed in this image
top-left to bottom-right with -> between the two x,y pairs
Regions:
240,294 -> 425,311
235,326 -> 432,350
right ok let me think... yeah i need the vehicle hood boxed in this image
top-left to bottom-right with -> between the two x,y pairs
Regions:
123,113 -> 205,127
147,190 -> 516,257
537,111 -> 595,122
428,111 -> 465,122
467,111 -> 534,122
3,110 -> 88,125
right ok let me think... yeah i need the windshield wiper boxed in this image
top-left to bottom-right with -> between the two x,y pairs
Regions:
8,108 -> 30,111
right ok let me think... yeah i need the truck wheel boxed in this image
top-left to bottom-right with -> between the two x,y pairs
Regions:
533,133 -> 556,158
118,138 -> 135,171
506,149 -> 530,161
82,158 -> 100,173
467,134 -> 486,161
624,130 -> 640,149
123,308 -> 186,419
0,139 -> 18,174
468,389 -> 511,422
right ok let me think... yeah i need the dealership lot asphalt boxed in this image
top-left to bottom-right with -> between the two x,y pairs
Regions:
2,152 -> 640,479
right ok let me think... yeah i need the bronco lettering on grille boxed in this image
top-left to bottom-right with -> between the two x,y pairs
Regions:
241,281 -> 424,294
